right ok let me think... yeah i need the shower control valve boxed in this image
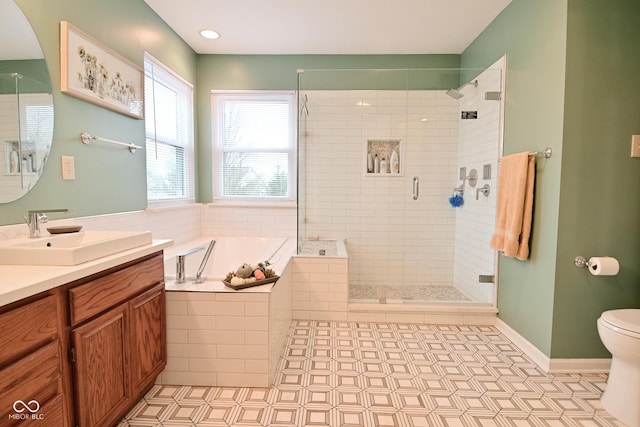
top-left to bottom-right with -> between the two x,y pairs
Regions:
476,184 -> 490,200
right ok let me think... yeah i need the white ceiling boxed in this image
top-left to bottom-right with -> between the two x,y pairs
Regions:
144,0 -> 512,55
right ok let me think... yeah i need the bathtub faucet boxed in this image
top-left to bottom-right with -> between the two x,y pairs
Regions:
175,240 -> 216,284
195,240 -> 216,284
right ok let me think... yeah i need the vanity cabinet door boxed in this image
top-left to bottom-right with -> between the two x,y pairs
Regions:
71,304 -> 130,427
130,282 -> 166,397
0,293 -> 69,427
68,253 -> 166,427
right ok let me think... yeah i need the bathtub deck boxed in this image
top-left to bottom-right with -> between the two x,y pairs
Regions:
165,280 -> 275,293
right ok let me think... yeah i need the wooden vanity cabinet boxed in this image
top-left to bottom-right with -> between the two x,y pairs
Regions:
67,253 -> 166,427
0,293 -> 69,427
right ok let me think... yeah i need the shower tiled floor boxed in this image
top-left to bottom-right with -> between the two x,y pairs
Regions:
119,321 -> 622,427
349,284 -> 471,303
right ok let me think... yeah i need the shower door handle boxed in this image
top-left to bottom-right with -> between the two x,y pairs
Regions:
412,177 -> 419,200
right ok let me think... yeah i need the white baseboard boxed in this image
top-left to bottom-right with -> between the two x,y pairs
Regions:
547,357 -> 611,374
494,319 -> 611,374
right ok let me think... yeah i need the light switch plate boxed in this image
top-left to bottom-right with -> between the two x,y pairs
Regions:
61,155 -> 75,180
631,135 -> 640,158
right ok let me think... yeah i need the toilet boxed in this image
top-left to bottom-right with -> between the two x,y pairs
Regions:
597,309 -> 640,427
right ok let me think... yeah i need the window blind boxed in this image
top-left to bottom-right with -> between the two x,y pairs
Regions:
144,54 -> 194,202
212,92 -> 295,200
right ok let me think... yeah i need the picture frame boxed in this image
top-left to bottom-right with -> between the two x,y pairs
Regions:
60,21 -> 144,119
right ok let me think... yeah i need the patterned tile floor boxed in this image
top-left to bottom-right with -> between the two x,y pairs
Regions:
119,321 -> 624,427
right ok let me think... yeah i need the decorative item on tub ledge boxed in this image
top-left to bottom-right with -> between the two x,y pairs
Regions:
223,261 -> 279,290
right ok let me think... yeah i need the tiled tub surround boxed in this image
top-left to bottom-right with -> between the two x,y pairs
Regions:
159,237 -> 296,388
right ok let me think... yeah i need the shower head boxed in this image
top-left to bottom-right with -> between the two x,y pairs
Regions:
445,80 -> 478,99
445,88 -> 464,100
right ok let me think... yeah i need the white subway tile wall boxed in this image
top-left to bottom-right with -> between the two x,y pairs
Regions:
201,205 -> 296,238
452,61 -> 504,303
300,90 -> 460,295
291,256 -> 349,321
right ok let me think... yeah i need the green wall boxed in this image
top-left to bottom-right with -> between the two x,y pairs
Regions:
464,0 -> 640,358
0,0 -> 196,225
196,54 -> 460,201
0,60 -> 51,93
552,0 -> 640,358
462,0 -> 568,357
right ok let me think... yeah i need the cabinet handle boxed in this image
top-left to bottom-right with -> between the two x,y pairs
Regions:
412,176 -> 419,200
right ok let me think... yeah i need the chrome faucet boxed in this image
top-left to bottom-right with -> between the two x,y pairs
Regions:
25,209 -> 70,238
195,240 -> 216,283
175,240 -> 216,284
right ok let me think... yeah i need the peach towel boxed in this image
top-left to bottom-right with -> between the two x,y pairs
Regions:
490,151 -> 535,261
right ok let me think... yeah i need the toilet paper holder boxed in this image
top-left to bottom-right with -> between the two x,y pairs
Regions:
574,255 -> 591,268
574,255 -> 620,276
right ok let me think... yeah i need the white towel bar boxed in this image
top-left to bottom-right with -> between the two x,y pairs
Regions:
80,132 -> 142,153
529,148 -> 552,158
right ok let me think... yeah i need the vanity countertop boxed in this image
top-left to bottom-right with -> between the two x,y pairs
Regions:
0,239 -> 173,307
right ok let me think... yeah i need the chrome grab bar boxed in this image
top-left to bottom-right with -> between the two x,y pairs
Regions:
412,176 -> 419,200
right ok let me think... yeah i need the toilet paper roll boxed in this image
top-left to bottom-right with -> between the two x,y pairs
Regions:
588,257 -> 619,276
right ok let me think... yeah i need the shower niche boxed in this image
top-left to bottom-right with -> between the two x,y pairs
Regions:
365,138 -> 402,176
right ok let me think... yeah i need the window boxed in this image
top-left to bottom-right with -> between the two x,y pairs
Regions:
144,53 -> 194,204
212,91 -> 296,202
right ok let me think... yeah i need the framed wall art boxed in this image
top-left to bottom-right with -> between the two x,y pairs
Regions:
60,21 -> 144,119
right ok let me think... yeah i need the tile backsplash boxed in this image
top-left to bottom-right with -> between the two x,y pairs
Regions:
0,204 -> 202,245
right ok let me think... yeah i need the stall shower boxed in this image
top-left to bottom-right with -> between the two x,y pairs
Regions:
297,59 -> 505,308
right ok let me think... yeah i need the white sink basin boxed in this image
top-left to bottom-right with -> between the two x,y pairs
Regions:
0,230 -> 153,265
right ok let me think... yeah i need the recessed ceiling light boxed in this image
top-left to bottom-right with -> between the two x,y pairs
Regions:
200,29 -> 220,40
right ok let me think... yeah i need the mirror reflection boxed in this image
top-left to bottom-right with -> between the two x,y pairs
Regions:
0,0 -> 54,203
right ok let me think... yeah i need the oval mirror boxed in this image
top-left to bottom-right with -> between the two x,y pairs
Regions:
0,0 -> 54,203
